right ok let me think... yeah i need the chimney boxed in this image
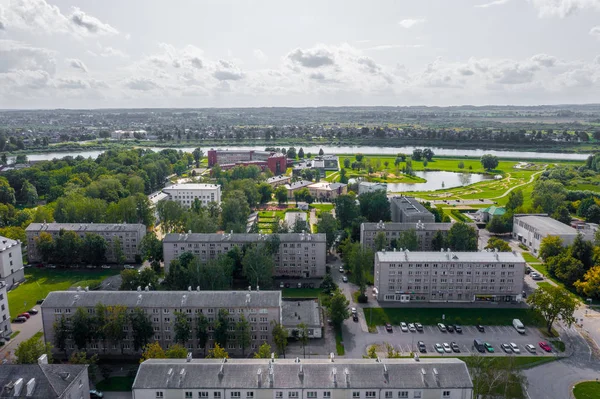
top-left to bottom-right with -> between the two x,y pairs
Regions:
420,368 -> 427,384
299,364 -> 304,379
344,368 -> 349,384
332,368 -> 337,385
26,378 -> 36,397
13,378 -> 24,396
186,352 -> 192,362
37,354 -> 48,365
433,368 -> 439,385
257,369 -> 262,388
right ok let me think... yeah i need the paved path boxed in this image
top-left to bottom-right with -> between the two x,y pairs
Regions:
490,167 -> 546,199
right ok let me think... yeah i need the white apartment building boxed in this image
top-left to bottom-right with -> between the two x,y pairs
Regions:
26,223 -> 146,263
0,235 -> 24,289
132,358 -> 474,399
374,250 -> 525,303
163,232 -> 327,278
41,290 -> 282,357
512,214 -> 580,254
162,184 -> 222,207
0,281 -> 12,342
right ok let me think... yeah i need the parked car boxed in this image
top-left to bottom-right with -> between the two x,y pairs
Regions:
124,264 -> 135,269
418,341 -> 427,353
454,325 -> 462,333
339,266 -> 344,273
434,343 -> 444,353
351,307 -> 357,315
476,324 -> 485,332
408,323 -> 416,332
510,343 -> 521,353
451,342 -> 460,353
342,276 -> 348,283
539,342 -> 552,352
415,323 -> 424,332
501,343 -> 512,353
442,343 -> 452,353
474,339 -> 485,353
85,265 -> 96,269
101,264 -> 111,269
297,283 -> 302,288
437,323 -> 447,332
18,313 -> 30,319
400,322 -> 408,332
484,342 -> 495,353
353,314 -> 359,322
89,390 -> 104,399
279,282 -> 284,288
47,264 -> 57,269
525,344 -> 536,353
27,309 -> 38,315
385,323 -> 393,332
12,316 -> 27,323
446,324 -> 454,333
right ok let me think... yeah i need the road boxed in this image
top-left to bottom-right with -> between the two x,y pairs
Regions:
0,306 -> 43,362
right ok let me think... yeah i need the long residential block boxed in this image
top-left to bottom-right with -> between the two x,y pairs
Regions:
0,235 -> 24,289
41,290 -> 282,357
163,232 -> 327,277
374,250 -> 525,303
132,358 -> 474,399
25,223 -> 146,263
162,183 -> 222,207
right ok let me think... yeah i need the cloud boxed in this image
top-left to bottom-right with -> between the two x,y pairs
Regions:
458,67 -> 475,76
398,19 -> 425,28
591,26 -> 600,38
213,60 -> 244,81
190,57 -> 203,69
531,53 -> 557,67
475,0 -> 511,8
0,5 -> 5,30
357,56 -> 381,74
124,77 -> 161,91
67,58 -> 88,72
253,49 -> 268,62
0,40 -> 55,74
528,0 -> 600,18
365,44 -> 424,50
69,7 -> 118,35
287,47 -> 335,68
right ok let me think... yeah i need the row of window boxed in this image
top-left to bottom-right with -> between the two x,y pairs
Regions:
162,390 -> 453,399
387,263 -> 518,269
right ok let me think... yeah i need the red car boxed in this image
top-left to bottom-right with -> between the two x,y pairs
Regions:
539,341 -> 552,352
385,323 -> 393,332
18,313 -> 31,319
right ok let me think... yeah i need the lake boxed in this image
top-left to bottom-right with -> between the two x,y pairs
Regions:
386,171 -> 494,192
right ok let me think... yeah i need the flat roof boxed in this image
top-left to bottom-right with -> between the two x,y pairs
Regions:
514,215 -> 577,235
376,250 -> 525,263
361,222 -> 476,232
163,183 -> 220,191
390,196 -> 432,215
25,223 -> 145,233
282,299 -> 321,328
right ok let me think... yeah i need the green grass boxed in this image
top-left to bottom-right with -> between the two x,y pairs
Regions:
574,381 -> 600,399
282,288 -> 321,298
309,204 -> 335,212
550,340 -> 566,352
95,376 -> 135,392
335,327 -> 345,356
7,268 -> 119,318
31,331 -> 43,341
522,252 -> 541,263
363,307 -> 545,327
10,330 -> 20,339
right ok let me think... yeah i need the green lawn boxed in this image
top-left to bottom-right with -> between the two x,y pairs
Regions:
522,252 -> 541,263
363,307 -> 545,327
282,288 -> 321,298
574,381 -> 600,399
8,268 -> 119,318
95,376 -> 135,392
335,327 -> 345,356
550,340 -> 566,352
309,204 -> 335,212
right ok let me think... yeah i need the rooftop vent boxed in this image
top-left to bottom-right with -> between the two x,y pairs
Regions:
330,352 -> 335,362
13,379 -> 24,396
344,368 -> 349,384
257,369 -> 262,387
37,354 -> 48,365
25,378 -> 36,397
58,372 -> 70,381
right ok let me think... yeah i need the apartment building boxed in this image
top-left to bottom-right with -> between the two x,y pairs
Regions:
0,281 -> 12,342
360,222 -> 478,251
41,289 -> 282,357
390,196 -> 435,223
164,232 -> 326,277
0,355 -> 90,399
0,235 -> 24,289
374,250 -> 525,303
513,214 -> 580,254
132,358 -> 473,399
208,150 -> 287,175
284,180 -> 313,200
307,182 -> 348,201
162,183 -> 222,207
26,223 -> 146,263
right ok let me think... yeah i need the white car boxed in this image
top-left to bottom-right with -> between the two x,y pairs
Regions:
101,265 -> 111,269
124,264 -> 135,269
400,322 -> 408,332
510,343 -> 521,353
408,323 -> 416,332
339,266 -> 344,273
434,343 -> 444,353
342,276 -> 348,283
351,307 -> 357,315
437,323 -> 447,332
442,343 -> 452,353
525,344 -> 536,353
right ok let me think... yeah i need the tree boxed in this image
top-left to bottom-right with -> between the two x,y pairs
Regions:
386,343 -> 401,358
69,351 -> 99,382
546,254 -> 585,287
298,148 -> 305,159
207,343 -> 229,359
82,233 -> 107,266
242,244 -> 274,289
55,230 -> 83,265
527,285 -> 577,335
120,269 -> 141,291
423,148 -> 434,161
71,308 -> 92,350
130,307 -> 154,351
334,194 -> 360,230
53,316 -> 70,358
192,148 -> 204,167
552,205 -> 572,225
196,313 -> 210,356
20,180 -> 38,206
173,311 -> 191,344
328,289 -> 350,328
506,189 -> 524,211
574,265 -> 600,298
397,229 -> 418,251
374,231 -> 387,251
257,183 -> 274,204
412,149 -> 423,161
15,335 -> 53,364
586,204 -> 600,223
113,237 -> 126,265
485,237 -> 511,252
532,180 -> 567,214
343,158 -> 351,168
287,147 -> 297,159
275,186 -> 288,205
365,345 -> 378,359
486,215 -> 511,234
570,233 -> 594,269
221,190 -> 251,233
271,322 -> 289,359
465,354 -> 524,399
320,273 -> 338,295
319,148 -> 324,156
539,235 -> 565,261
431,230 -> 446,251
298,322 -> 309,359
317,213 -> 338,250
447,222 -> 478,251
458,161 -> 465,169
358,191 -> 391,222
140,342 -> 166,363
104,305 -> 128,354
254,342 -> 274,358
165,344 -> 188,358
214,309 -> 230,348
140,232 -> 163,263
480,154 -> 499,171
237,314 -> 252,356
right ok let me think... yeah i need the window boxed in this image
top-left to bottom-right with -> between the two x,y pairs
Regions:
289,393 -> 299,399
413,392 -> 421,399
307,392 -> 317,398
442,392 -> 451,398
366,392 -> 376,398
353,393 -> 361,398
276,392 -> 283,398
214,393 -> 221,399
186,393 -> 193,399
199,391 -> 209,397
247,393 -> 254,398
156,393 -> 164,398
231,393 -> 241,398
398,393 -> 408,399
385,392 -> 393,398
323,393 -> 331,398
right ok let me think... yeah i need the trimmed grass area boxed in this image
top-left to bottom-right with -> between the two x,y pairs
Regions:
550,340 -> 566,352
10,330 -> 20,339
522,252 -> 541,263
95,376 -> 135,392
363,307 -> 545,328
335,327 -> 345,356
282,288 -> 321,298
574,381 -> 600,399
8,268 -> 119,318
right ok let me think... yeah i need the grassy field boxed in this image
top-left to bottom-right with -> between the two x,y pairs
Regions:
573,381 -> 600,399
363,307 -> 545,327
8,268 -> 119,318
95,376 -> 135,392
522,252 -> 541,263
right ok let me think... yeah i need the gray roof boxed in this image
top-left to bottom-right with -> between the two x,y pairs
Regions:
0,235 -> 21,251
0,364 -> 87,399
25,223 -> 145,233
133,358 -> 472,390
390,196 -> 431,215
514,215 -> 577,235
41,290 -> 282,309
285,180 -> 313,190
376,250 -> 525,263
267,176 -> 291,183
163,183 -> 220,191
362,222 -> 476,232
282,300 -> 322,328
164,232 -> 325,244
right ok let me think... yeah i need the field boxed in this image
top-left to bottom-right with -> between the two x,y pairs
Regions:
573,381 -> 600,399
8,268 -> 120,318
522,252 -> 541,263
363,307 -> 545,327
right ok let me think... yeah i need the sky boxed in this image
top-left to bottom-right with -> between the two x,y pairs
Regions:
1,0 -> 600,109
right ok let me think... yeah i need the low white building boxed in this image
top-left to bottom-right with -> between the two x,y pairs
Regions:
132,358 -> 474,399
282,299 -> 323,339
512,214 -> 580,254
0,281 -> 12,342
358,182 -> 388,195
284,212 -> 308,230
0,235 -> 24,289
163,183 -> 222,207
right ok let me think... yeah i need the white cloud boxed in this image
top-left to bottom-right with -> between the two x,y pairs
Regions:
124,77 -> 161,91
213,60 -> 244,81
398,19 -> 425,28
591,26 -> 600,38
253,49 -> 268,63
365,44 -> 424,50
287,46 -> 335,68
69,7 -> 118,36
475,0 -> 511,8
528,0 -> 600,18
531,53 -> 557,67
67,58 -> 88,72
0,40 -> 55,74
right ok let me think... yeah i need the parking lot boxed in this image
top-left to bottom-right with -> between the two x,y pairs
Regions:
372,323 -> 556,356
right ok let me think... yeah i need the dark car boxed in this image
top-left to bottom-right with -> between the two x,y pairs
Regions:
476,324 -> 485,332
353,314 -> 359,322
89,390 -> 104,399
13,316 -> 27,323
27,308 -> 38,315
36,299 -> 45,305
446,325 -> 454,333
454,325 -> 462,333
385,323 -> 393,332
418,341 -> 427,353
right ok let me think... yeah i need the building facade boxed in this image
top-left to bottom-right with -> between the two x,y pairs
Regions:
390,197 -> 435,223
284,180 -> 313,200
374,250 -> 525,303
162,183 -> 222,207
267,175 -> 292,187
512,214 -> 580,254
0,235 -> 24,289
41,290 -> 282,357
360,222 -> 478,252
358,182 -> 388,195
26,223 -> 146,264
307,182 -> 347,201
132,358 -> 473,399
0,281 -> 12,342
208,150 -> 287,175
163,232 -> 327,277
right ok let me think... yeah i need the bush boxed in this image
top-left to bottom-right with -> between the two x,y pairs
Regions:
358,293 -> 368,303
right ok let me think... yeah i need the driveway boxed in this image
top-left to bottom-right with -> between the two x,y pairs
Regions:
0,306 -> 43,361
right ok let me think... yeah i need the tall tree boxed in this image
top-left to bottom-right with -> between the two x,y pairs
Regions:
358,191 -> 391,222
196,313 -> 210,356
53,316 -> 70,358
431,230 -> 446,251
130,307 -> 154,351
236,314 -> 252,357
505,189 -> 524,211
140,232 -> 164,263
213,309 -> 230,348
275,186 -> 288,205
271,322 -> 289,359
242,244 -> 274,289
575,265 -> 600,298
397,229 -> 418,251
374,231 -> 387,251
328,289 -> 350,328
104,305 -> 128,354
532,180 -> 567,214
254,342 -> 275,358
485,237 -> 511,252
221,190 -> 251,233
81,233 -> 108,266
140,342 -> 166,362
480,154 -> 499,171
317,213 -> 338,249
71,308 -> 91,350
15,335 -> 53,364
570,233 -> 594,269
334,194 -> 360,230
173,311 -> 192,344
447,222 -> 478,251
539,235 -> 565,261
527,285 -> 577,334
